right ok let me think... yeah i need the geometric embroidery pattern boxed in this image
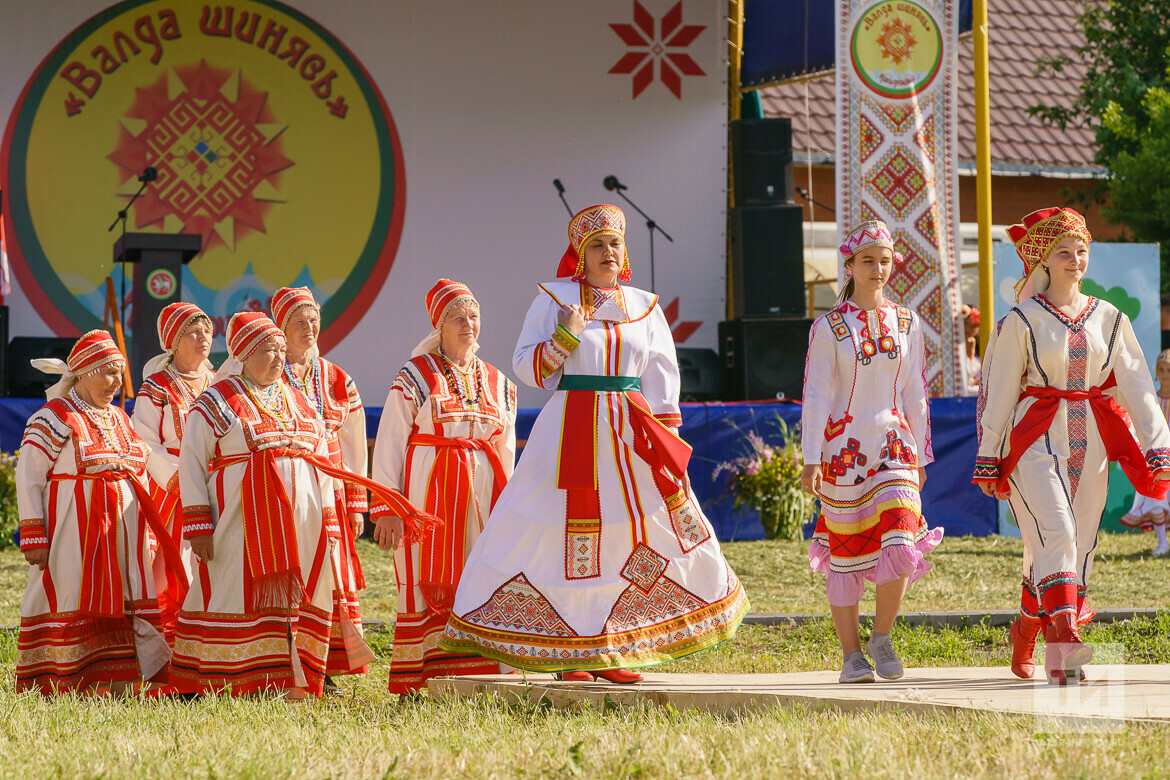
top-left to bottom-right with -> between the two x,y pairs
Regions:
859,114 -> 884,163
1066,328 -> 1089,500
603,575 -> 706,634
462,573 -> 578,637
865,144 -> 928,220
827,438 -> 868,478
667,494 -> 711,553
827,309 -> 852,341
620,543 -> 669,593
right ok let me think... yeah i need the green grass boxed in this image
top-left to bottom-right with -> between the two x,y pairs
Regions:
0,535 -> 1166,778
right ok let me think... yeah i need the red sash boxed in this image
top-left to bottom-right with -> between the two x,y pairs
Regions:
48,470 -> 189,640
407,433 -> 507,615
994,374 -> 1169,499
210,447 -> 439,611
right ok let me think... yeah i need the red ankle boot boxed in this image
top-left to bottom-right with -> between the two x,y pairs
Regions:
594,668 -> 643,684
1009,616 -> 1042,679
556,671 -> 595,682
1044,613 -> 1092,685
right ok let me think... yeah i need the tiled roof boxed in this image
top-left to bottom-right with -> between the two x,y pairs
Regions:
758,0 -> 1101,173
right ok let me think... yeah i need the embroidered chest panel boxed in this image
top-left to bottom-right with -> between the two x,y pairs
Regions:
411,355 -> 511,430
213,378 -> 323,451
143,370 -> 202,444
49,399 -> 149,474
828,302 -> 910,364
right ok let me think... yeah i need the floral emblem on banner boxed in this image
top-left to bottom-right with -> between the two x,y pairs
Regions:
609,1 -> 707,99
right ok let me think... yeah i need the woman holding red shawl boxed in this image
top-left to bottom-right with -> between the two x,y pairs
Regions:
273,286 -> 371,684
370,279 -> 517,694
171,313 -> 428,697
441,205 -> 748,683
974,207 -> 1170,684
15,330 -> 187,693
132,302 -> 215,627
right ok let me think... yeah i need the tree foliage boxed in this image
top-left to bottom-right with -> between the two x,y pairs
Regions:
1031,1 -> 1170,279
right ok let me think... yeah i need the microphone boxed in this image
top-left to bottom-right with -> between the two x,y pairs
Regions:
138,166 -> 158,183
553,179 -> 565,194
603,175 -> 627,191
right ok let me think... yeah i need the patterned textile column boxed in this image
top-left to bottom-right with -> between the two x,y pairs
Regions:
836,0 -> 967,396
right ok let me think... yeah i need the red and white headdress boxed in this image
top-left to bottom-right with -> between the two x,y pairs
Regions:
413,278 -> 480,358
226,312 -> 283,361
271,287 -> 319,331
839,220 -> 904,264
31,329 -> 125,399
142,301 -> 212,380
556,204 -> 632,283
1006,207 -> 1092,300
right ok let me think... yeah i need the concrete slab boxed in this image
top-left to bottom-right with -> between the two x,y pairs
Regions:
428,664 -> 1170,726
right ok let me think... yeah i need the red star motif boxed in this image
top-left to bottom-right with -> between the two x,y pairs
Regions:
609,1 -> 707,99
663,297 -> 701,343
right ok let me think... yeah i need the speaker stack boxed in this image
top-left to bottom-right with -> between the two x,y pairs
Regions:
721,118 -> 812,401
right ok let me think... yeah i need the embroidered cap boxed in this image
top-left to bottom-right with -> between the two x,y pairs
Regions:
68,329 -> 125,374
1157,349 -> 1170,367
157,302 -> 208,352
839,220 -> 904,264
1007,207 -> 1092,271
556,204 -> 632,283
226,312 -> 284,361
425,278 -> 477,328
271,286 -> 319,331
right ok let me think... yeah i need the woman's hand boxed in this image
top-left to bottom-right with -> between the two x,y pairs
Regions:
978,481 -> 1011,499
23,548 -> 48,571
350,512 -> 364,537
918,467 -> 928,491
1155,471 -> 1170,482
557,304 -> 587,337
190,536 -> 214,562
800,464 -> 823,497
373,516 -> 404,551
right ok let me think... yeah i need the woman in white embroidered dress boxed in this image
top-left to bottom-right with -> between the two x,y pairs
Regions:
16,330 -> 186,694
272,286 -> 370,684
442,205 -> 748,683
800,220 -> 940,684
132,302 -> 215,623
974,207 -> 1170,684
371,279 -> 517,694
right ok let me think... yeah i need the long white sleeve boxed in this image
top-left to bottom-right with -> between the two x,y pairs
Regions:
1110,313 -> 1170,461
800,316 -> 838,464
901,312 -> 933,465
512,291 -> 573,390
640,304 -> 682,425
975,310 -> 1029,467
132,391 -> 179,490
178,403 -> 218,538
370,367 -> 420,512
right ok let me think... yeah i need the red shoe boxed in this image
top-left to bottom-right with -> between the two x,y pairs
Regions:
1044,614 -> 1092,685
555,671 -> 595,682
594,668 -> 643,685
1009,616 -> 1042,679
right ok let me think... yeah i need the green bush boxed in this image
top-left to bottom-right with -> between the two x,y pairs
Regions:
0,453 -> 19,550
715,417 -> 816,540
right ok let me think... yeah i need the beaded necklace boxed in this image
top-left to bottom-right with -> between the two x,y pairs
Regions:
169,364 -> 211,405
437,346 -> 483,408
283,357 -> 323,414
70,388 -> 129,454
242,376 -> 296,430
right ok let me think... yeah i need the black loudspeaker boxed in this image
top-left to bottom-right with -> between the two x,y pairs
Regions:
719,319 -> 813,401
731,118 -> 794,204
729,204 -> 805,319
7,337 -> 77,398
0,306 -> 8,396
676,347 -> 726,401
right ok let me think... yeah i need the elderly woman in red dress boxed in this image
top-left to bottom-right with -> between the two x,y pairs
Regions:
272,286 -> 371,684
16,330 -> 186,693
132,302 -> 215,626
371,279 -> 517,694
172,313 -> 429,698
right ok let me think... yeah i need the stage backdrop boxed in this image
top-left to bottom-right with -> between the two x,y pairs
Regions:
835,0 -> 967,396
991,241 -> 1162,536
0,0 -> 728,406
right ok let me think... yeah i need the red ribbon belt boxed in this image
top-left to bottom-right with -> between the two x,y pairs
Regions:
407,433 -> 507,615
994,375 -> 1168,500
557,389 -> 692,533
210,447 -> 439,611
48,469 -> 189,636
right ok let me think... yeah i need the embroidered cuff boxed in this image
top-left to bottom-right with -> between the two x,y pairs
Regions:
165,472 -> 179,492
18,518 -> 48,551
1146,448 -> 1170,473
655,412 -> 683,428
345,484 -> 369,514
369,501 -> 396,520
972,456 -> 999,483
323,504 -> 341,538
552,325 -> 581,352
539,327 -> 580,381
182,504 -> 214,538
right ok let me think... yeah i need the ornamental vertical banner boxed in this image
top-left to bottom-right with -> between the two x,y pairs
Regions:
836,0 -> 966,396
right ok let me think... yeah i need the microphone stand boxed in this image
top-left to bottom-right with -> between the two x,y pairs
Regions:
554,181 -> 573,218
107,176 -> 151,352
610,187 -> 672,293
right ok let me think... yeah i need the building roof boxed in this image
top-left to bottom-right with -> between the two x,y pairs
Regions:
758,0 -> 1101,175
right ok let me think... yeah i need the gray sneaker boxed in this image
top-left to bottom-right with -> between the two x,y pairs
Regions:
839,651 -> 876,683
866,633 -> 904,680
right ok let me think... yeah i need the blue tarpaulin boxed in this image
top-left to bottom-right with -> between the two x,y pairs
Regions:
741,0 -> 973,88
0,395 -> 992,541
